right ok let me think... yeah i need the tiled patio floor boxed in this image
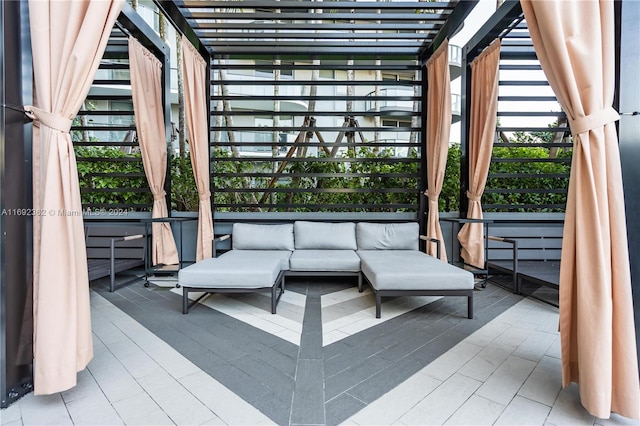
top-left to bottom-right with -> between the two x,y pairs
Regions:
1,276 -> 637,426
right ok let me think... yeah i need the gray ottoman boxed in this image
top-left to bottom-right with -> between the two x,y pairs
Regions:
178,250 -> 289,314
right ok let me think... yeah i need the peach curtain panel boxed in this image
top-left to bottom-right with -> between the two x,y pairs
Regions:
24,0 -> 123,394
181,36 -> 214,261
425,39 -> 451,261
128,38 -> 179,266
457,39 -> 501,269
522,0 -> 640,419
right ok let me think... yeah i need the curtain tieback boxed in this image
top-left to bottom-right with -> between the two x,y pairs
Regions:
424,190 -> 438,203
466,191 -> 481,202
153,191 -> 167,201
569,106 -> 619,136
24,106 -> 72,133
197,180 -> 211,202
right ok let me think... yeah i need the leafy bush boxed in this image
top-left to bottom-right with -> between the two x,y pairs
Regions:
75,146 -> 151,208
441,144 -> 461,212
75,146 -> 199,211
170,155 -> 198,212
212,147 -> 420,212
484,132 -> 571,212
74,139 -> 571,213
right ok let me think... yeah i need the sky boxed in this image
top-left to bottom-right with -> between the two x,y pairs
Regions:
448,0 -> 562,143
449,1 -> 499,143
452,0 -> 500,47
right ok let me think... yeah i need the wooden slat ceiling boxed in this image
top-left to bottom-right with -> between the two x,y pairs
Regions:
173,0 -> 475,59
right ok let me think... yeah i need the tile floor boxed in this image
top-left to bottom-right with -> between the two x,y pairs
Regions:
1,276 -> 638,426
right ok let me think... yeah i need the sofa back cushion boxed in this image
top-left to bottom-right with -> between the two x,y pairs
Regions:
356,222 -> 419,250
232,223 -> 294,250
294,221 -> 357,250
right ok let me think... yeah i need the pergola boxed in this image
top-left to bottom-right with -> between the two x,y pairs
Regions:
1,0 -> 638,419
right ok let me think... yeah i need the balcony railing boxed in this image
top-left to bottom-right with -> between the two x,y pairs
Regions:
449,44 -> 462,67
451,93 -> 461,120
450,44 -> 462,80
364,87 -> 415,112
364,89 -> 461,122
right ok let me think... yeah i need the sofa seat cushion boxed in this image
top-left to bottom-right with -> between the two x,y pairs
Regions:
356,222 -> 419,250
221,249 -> 292,271
289,250 -> 360,272
178,251 -> 290,289
357,250 -> 474,291
294,221 -> 357,250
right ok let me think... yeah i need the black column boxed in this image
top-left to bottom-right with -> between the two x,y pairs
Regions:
0,0 -> 34,408
617,0 -> 640,366
458,50 -> 472,220
419,61 -> 428,250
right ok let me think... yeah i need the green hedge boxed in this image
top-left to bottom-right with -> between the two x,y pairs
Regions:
75,146 -> 151,207
210,147 -> 420,212
73,143 -> 570,213
484,144 -> 571,212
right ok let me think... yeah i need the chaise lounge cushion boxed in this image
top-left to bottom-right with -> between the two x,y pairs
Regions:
294,221 -> 357,250
232,223 -> 295,251
178,251 -> 288,289
222,249 -> 292,271
358,250 -> 474,291
356,222 -> 419,250
289,250 -> 360,272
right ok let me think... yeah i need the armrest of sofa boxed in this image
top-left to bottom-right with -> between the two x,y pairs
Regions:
419,235 -> 441,260
213,234 -> 231,258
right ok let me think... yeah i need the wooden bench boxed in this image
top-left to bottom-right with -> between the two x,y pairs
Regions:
486,220 -> 563,305
85,225 -> 146,292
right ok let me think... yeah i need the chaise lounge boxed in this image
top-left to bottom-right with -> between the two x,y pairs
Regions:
178,221 -> 475,318
355,222 -> 475,318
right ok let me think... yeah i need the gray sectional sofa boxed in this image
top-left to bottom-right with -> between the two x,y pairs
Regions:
178,221 -> 475,318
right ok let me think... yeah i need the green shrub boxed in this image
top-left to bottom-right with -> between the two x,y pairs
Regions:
75,146 -> 151,208
170,155 -> 199,212
440,144 -> 461,212
484,143 -> 571,212
75,146 -> 199,211
74,140 -> 571,214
